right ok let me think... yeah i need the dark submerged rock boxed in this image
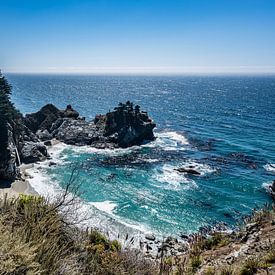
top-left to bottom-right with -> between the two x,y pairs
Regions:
145,234 -> 156,241
175,166 -> 201,175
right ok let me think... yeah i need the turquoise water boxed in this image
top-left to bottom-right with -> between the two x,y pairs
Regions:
8,74 -> 275,236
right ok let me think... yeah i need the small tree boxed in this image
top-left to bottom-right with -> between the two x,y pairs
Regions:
0,71 -> 21,162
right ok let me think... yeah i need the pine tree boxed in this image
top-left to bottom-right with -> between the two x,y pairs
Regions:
0,71 -> 15,161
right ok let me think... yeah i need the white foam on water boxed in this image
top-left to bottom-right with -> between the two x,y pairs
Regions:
264,163 -> 275,173
90,201 -> 117,215
158,131 -> 189,145
152,164 -> 197,190
262,181 -> 274,193
142,131 -> 189,151
70,144 -> 138,156
178,161 -> 216,176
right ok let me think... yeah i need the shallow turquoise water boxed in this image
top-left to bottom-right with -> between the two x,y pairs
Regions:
8,74 -> 275,236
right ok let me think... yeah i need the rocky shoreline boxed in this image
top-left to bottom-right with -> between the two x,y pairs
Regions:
0,101 -> 156,181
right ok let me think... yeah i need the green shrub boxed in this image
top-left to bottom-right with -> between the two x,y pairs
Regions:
190,255 -> 202,271
200,232 -> 229,250
205,266 -> 215,275
219,265 -> 233,275
240,258 -> 259,275
265,244 -> 275,264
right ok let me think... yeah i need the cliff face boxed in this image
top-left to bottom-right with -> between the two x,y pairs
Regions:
0,123 -> 19,180
0,73 -> 23,181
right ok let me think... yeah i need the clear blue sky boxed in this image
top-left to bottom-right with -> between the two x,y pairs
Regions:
1,0 -> 275,74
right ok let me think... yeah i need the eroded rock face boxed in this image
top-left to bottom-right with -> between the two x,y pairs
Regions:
0,124 -> 20,180
52,118 -> 99,146
21,142 -> 49,164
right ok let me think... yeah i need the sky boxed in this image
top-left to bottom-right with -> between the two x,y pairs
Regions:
0,0 -> 275,74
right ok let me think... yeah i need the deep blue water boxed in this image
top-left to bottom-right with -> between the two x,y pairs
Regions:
7,74 -> 275,237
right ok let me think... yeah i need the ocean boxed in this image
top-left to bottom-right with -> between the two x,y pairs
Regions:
7,74 -> 275,240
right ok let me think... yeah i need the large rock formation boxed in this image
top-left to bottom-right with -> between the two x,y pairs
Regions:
95,101 -> 156,147
25,101 -> 156,149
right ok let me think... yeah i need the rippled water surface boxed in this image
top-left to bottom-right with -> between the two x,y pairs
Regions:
8,74 -> 275,237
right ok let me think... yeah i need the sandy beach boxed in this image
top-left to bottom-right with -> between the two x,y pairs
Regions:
0,164 -> 38,199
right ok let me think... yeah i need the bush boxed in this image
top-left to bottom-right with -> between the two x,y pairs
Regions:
240,258 -> 259,275
190,255 -> 202,271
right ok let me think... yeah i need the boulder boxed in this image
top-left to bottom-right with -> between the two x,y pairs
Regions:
21,142 -> 48,164
145,234 -> 156,241
44,140 -> 52,146
36,129 -> 52,141
62,105 -> 79,119
24,104 -> 62,132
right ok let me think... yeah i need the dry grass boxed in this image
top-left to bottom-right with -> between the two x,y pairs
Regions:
0,193 -> 157,274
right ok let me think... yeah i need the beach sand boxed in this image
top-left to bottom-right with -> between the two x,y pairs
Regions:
0,164 -> 38,199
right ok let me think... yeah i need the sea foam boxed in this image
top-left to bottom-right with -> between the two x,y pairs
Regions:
264,163 -> 275,173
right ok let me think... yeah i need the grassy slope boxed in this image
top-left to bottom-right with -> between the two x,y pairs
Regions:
161,205 -> 275,274
0,194 -> 156,275
0,193 -> 274,275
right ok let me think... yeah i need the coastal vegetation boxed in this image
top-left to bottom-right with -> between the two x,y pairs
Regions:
0,191 -> 274,274
0,193 -> 156,274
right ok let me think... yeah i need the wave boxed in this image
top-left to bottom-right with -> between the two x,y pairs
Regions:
25,160 -> 155,246
177,161 -> 216,176
264,163 -> 275,173
47,131 -> 189,161
90,201 -> 117,215
152,164 -> 197,190
143,131 -> 189,151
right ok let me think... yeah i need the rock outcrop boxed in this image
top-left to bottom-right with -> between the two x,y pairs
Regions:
25,101 -> 156,149
24,104 -> 62,133
269,180 -> 275,199
175,166 -> 201,175
95,101 -> 156,148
